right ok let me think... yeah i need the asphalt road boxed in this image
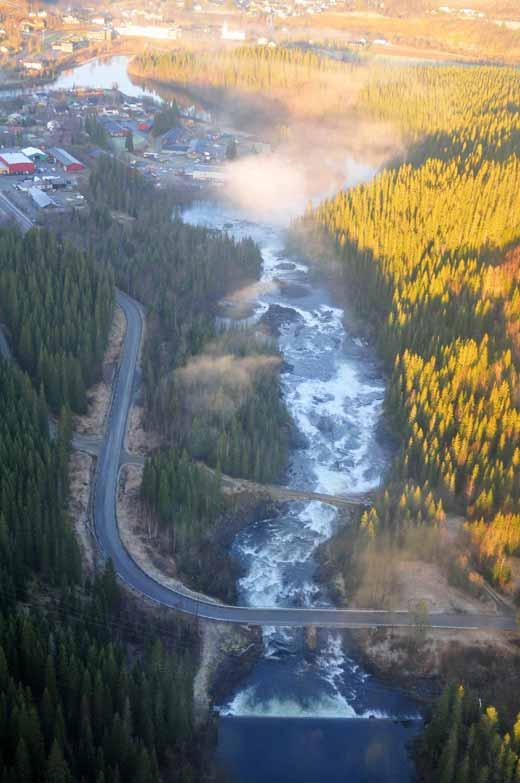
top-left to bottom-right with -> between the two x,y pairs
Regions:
1,206 -> 516,629
0,191 -> 34,232
0,326 -> 12,361
93,291 -> 517,631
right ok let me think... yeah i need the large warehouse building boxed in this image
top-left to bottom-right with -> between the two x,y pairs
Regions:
48,147 -> 85,173
0,152 -> 36,175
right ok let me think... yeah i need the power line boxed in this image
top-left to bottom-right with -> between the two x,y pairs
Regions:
0,581 -> 205,652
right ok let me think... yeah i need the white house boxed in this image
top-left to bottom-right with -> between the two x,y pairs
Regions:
221,23 -> 246,41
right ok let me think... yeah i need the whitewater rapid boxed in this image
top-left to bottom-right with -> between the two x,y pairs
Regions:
182,197 -> 422,724
30,55 -> 421,781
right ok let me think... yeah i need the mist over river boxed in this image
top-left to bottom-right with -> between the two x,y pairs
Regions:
183,195 -> 423,782
24,56 -> 423,782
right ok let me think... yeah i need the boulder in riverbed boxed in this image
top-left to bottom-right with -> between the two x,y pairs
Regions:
259,304 -> 303,337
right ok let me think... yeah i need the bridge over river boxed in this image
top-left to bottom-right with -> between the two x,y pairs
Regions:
105,452 -> 374,510
92,292 -> 516,632
219,476 -> 374,511
0,198 -> 516,631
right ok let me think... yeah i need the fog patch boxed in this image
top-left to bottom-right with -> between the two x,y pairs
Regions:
223,116 -> 402,224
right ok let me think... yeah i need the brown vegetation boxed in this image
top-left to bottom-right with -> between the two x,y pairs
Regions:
68,450 -> 96,571
73,304 -> 125,437
349,524 -> 495,613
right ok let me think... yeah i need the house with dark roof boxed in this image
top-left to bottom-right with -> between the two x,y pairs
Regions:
162,127 -> 190,151
98,117 -> 129,137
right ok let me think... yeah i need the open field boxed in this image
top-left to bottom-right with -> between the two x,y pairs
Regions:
280,13 -> 520,63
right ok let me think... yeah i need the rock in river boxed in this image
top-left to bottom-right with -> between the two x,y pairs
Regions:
259,304 -> 304,337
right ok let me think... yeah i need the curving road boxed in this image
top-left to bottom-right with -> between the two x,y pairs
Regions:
2,182 -> 515,630
93,291 -> 516,631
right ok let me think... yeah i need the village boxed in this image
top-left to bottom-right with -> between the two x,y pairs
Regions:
0,81 -> 268,227
0,0 -> 338,81
1,0 -> 517,86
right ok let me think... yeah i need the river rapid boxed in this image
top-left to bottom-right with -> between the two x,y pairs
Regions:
182,197 -> 423,782
12,55 -> 423,782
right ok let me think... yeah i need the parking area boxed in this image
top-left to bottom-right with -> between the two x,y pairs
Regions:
0,162 -> 86,224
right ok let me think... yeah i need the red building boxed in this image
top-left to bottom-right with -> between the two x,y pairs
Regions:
48,147 -> 85,173
0,152 -> 36,175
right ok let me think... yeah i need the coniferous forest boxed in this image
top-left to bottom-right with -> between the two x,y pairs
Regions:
140,448 -> 242,601
151,331 -> 289,483
296,64 -> 520,590
131,46 -> 345,95
50,158 -> 288,484
52,158 -> 262,390
0,355 -> 204,782
419,685 -> 520,783
0,361 -> 79,598
1,165 -> 239,783
47,158 -> 288,599
0,605 -> 198,783
0,228 -> 113,413
4,47 -> 520,783
141,448 -> 223,549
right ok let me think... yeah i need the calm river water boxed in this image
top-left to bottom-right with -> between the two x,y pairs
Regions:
22,56 -> 422,782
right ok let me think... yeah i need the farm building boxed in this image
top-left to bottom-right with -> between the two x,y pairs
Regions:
0,152 -> 36,175
47,147 -> 85,173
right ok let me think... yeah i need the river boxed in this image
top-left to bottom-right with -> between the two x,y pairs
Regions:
182,198 -> 422,783
16,55 -> 423,782
50,55 -> 165,100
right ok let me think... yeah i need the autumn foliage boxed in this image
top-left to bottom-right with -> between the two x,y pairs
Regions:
298,65 -> 520,585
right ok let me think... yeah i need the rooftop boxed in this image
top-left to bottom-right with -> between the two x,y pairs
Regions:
29,186 -> 53,209
0,152 -> 33,165
22,146 -> 45,158
48,147 -> 83,167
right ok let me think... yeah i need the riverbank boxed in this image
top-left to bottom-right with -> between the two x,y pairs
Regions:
349,625 -> 520,722
286,199 -> 520,731
194,622 -> 263,723
117,459 -> 286,604
0,40 -> 157,97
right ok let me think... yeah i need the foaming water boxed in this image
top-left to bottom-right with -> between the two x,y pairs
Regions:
183,175 -> 421,781
28,55 -> 420,782
183,197 -> 388,624
221,689 -> 359,719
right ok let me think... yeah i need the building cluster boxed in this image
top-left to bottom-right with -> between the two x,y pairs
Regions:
0,79 -> 270,228
0,87 -> 114,223
0,57 -> 276,233
1,0 -> 519,79
234,0 -> 341,19
436,6 -> 485,18
0,0 -> 382,75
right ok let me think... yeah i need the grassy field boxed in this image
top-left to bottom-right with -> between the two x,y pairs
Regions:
279,13 -> 520,64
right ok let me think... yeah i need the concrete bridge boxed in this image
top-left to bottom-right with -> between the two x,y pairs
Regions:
1,203 -> 516,630
114,451 -> 373,510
